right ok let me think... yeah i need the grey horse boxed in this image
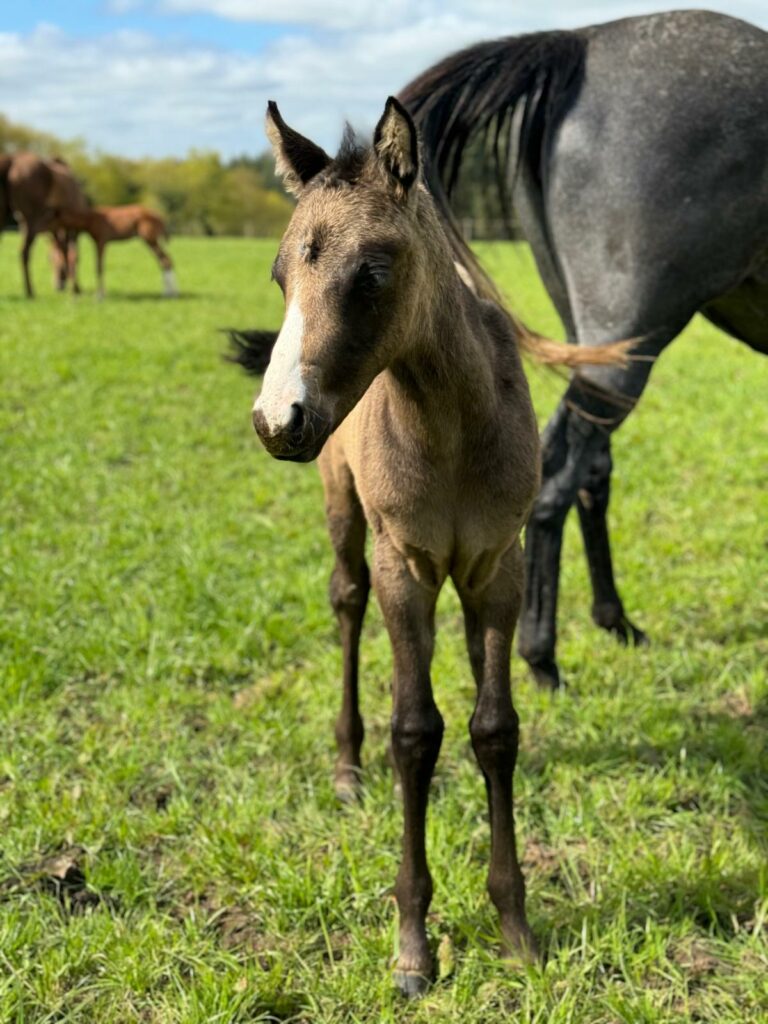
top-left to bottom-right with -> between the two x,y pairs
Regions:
400,9 -> 768,688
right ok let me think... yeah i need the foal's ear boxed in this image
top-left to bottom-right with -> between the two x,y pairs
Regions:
265,101 -> 331,197
373,96 -> 419,197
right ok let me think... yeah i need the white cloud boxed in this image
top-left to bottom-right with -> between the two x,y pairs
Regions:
160,0 -> 415,31
154,0 -> 768,32
1,3 -> 765,158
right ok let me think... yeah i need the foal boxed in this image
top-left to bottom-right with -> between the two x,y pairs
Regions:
53,204 -> 178,298
239,98 -> 618,994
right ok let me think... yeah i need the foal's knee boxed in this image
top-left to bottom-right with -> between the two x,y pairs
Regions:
470,706 -> 519,775
329,561 -> 369,618
391,704 -> 444,773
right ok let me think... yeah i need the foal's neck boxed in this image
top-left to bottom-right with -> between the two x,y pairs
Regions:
385,252 -> 497,447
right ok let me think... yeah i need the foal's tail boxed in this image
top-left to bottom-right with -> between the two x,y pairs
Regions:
400,31 -> 631,369
223,328 -> 278,375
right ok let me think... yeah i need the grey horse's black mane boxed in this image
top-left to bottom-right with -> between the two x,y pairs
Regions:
399,30 -> 586,298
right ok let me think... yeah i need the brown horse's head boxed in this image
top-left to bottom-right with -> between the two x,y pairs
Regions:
252,97 -> 436,462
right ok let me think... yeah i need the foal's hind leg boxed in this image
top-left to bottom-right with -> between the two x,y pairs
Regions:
577,437 -> 647,645
320,456 -> 370,802
146,239 -> 178,297
459,541 -> 537,962
66,232 -> 81,295
373,535 -> 443,995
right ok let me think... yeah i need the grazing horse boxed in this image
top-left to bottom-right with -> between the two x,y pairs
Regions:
400,9 -> 768,689
0,152 -> 86,298
52,205 -> 178,299
231,98 -> 624,994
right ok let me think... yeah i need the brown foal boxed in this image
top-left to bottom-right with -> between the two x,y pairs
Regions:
240,97 -> 623,995
53,204 -> 177,298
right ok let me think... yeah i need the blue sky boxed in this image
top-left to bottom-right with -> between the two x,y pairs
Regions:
6,1 -> 286,50
1,2 -> 766,159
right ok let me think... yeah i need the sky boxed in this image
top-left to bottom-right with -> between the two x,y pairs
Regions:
1,1 -> 766,160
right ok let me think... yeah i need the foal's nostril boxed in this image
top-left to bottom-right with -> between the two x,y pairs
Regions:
288,402 -> 305,437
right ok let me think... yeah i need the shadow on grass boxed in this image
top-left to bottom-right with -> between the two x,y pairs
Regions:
86,291 -> 206,302
0,291 -> 208,303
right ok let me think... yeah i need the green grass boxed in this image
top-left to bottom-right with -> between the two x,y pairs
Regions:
0,235 -> 766,1023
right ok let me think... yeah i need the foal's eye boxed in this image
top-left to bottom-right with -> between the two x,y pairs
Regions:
353,257 -> 391,294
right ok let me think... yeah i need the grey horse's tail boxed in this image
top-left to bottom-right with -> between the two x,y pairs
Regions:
399,31 -> 599,365
400,32 -> 631,368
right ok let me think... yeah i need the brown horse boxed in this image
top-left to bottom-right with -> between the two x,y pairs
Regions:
231,98 -> 626,995
0,152 -> 86,298
52,204 -> 178,299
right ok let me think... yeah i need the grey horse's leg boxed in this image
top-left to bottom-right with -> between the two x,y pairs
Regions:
518,398 -> 602,689
576,437 -> 647,645
518,332 -> 677,690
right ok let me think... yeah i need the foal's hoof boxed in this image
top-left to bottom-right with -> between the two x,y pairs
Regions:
527,657 -> 562,692
500,925 -> 541,966
393,969 -> 431,998
333,768 -> 363,804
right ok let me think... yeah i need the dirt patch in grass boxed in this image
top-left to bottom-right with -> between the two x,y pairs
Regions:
167,885 -> 277,966
0,844 -> 114,914
670,937 -> 724,978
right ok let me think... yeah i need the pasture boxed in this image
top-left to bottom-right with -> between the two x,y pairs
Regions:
0,236 -> 766,1022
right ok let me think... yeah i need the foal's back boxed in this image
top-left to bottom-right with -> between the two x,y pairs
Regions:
95,205 -> 165,241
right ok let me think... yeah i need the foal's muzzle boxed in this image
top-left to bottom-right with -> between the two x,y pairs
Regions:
252,402 -> 330,462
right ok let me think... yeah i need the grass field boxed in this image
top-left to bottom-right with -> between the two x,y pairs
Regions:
1,235 -> 766,1023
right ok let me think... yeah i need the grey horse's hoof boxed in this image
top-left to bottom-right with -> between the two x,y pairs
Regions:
528,657 -> 562,691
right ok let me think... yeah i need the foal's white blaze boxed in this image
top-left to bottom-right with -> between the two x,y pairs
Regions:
254,296 -> 307,432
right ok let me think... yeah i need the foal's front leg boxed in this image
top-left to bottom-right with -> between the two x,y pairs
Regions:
320,458 -> 370,802
373,537 -> 443,996
459,541 -> 537,961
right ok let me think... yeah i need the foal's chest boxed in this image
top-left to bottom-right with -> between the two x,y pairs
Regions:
350,418 -> 534,588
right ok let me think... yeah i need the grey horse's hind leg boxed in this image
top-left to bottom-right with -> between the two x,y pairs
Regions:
519,332 -> 675,690
577,436 -> 648,646
518,398 -> 602,690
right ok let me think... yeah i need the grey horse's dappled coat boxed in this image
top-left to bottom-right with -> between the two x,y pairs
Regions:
401,9 -> 768,688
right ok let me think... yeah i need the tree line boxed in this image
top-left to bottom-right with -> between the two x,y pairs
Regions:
0,113 -> 294,238
1,111 -> 513,240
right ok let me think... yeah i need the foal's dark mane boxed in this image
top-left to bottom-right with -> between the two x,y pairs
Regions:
399,30 -> 586,303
